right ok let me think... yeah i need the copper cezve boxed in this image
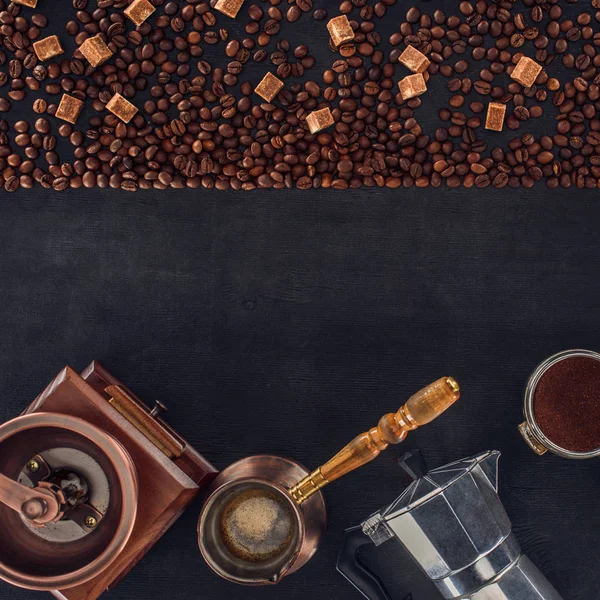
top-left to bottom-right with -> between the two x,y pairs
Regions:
198,377 -> 460,586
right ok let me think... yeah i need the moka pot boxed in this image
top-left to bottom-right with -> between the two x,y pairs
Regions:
337,451 -> 563,600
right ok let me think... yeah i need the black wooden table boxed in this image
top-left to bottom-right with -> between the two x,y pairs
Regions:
0,189 -> 598,600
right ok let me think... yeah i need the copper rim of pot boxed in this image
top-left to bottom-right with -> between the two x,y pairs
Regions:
0,412 -> 139,590
522,349 -> 600,459
198,477 -> 305,586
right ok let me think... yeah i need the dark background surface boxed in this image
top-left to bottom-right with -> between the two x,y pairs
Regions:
1,0 -> 600,596
0,189 -> 599,600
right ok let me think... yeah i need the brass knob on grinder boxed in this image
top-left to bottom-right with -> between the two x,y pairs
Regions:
289,377 -> 460,504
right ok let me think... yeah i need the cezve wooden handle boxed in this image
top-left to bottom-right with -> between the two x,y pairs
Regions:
288,377 -> 460,504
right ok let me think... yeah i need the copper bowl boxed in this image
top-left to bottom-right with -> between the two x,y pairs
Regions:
0,413 -> 138,591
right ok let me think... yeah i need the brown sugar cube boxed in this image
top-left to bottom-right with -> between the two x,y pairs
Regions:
398,45 -> 430,74
78,35 -> 113,67
124,0 -> 155,26
510,56 -> 543,88
398,73 -> 427,100
55,94 -> 84,124
33,36 -> 64,61
327,15 -> 355,47
255,72 -> 284,102
106,93 -> 138,123
306,108 -> 334,134
13,0 -> 37,8
215,0 -> 244,18
485,102 -> 506,132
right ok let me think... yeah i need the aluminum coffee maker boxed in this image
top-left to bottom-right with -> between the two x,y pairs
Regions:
337,451 -> 563,600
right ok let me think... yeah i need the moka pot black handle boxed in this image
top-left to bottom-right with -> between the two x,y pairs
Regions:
336,526 -> 392,600
337,450 -> 428,600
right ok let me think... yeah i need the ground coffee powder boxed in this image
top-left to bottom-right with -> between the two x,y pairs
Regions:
533,356 -> 600,453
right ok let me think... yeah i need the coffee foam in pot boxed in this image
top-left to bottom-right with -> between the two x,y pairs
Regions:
219,488 -> 294,562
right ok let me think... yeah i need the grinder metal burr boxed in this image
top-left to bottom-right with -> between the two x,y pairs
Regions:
337,451 -> 564,600
198,377 -> 460,586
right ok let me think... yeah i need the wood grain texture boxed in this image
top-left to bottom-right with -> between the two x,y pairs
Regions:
3,0 -> 600,595
0,189 -> 598,600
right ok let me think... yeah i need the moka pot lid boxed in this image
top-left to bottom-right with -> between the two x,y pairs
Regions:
380,450 -> 500,521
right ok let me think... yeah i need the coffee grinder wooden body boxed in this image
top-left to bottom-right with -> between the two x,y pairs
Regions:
22,361 -> 217,600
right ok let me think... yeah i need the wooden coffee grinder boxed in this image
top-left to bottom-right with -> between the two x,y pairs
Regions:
0,361 -> 217,600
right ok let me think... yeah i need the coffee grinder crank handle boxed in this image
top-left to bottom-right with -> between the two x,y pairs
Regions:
0,472 -> 64,525
289,377 -> 460,504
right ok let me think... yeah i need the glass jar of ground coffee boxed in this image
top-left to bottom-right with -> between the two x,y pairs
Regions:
519,349 -> 600,459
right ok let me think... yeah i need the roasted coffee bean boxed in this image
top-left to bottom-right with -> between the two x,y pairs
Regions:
448,78 -> 461,92
531,6 -> 543,22
248,4 -> 263,20
264,19 -> 280,35
4,175 -> 18,192
52,176 -> 69,191
514,106 -> 530,120
296,0 -> 312,12
9,60 -> 22,78
33,98 -> 47,113
271,51 -> 286,65
474,81 -> 491,94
